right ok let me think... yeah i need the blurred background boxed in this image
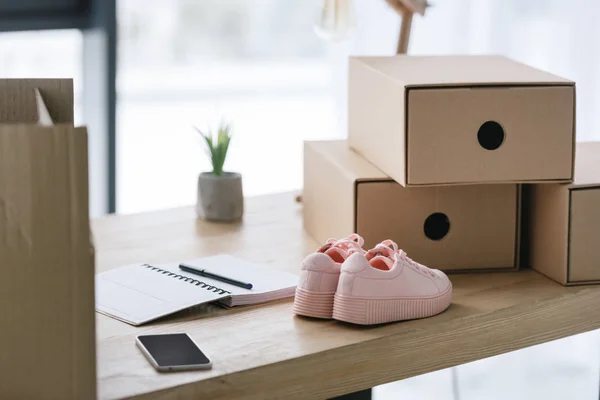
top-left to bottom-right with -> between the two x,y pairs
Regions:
0,1 -> 599,397
1,0 -> 598,216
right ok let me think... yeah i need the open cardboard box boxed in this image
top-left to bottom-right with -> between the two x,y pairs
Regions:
348,55 -> 575,187
0,80 -> 96,399
528,141 -> 600,285
303,140 -> 521,272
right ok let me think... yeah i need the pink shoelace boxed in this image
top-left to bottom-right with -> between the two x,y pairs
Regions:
317,234 -> 365,257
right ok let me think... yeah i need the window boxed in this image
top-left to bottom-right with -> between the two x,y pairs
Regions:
117,0 -> 339,213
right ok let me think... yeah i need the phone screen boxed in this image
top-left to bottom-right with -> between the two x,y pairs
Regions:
137,333 -> 210,367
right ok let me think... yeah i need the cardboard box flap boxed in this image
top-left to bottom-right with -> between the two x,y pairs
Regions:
354,55 -> 574,88
306,140 -> 389,183
35,88 -> 54,126
0,79 -> 74,123
570,141 -> 600,188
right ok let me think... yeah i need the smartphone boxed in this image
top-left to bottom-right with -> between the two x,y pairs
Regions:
136,333 -> 212,372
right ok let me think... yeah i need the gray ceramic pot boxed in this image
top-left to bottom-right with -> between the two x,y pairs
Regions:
196,172 -> 243,222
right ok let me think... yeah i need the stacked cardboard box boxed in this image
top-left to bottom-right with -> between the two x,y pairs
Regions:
527,141 -> 600,285
304,55 -> 583,277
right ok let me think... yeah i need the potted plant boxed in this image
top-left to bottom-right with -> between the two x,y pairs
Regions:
194,122 -> 243,222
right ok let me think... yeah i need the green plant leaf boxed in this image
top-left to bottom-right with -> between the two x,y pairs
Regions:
195,122 -> 232,176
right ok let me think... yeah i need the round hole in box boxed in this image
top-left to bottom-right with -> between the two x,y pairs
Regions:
477,120 -> 505,150
423,213 -> 450,241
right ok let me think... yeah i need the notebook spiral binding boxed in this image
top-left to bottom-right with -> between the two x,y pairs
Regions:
143,264 -> 232,295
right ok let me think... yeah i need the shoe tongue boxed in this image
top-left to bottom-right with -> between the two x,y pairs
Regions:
369,246 -> 394,257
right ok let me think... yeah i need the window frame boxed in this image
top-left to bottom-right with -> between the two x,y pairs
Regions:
0,0 -> 117,215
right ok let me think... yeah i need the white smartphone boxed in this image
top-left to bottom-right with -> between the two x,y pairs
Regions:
136,333 -> 212,372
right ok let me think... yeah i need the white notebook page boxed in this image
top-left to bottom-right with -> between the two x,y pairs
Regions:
95,254 -> 298,325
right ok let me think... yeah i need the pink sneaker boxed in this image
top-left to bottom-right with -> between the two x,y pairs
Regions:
332,240 -> 452,325
293,234 -> 365,319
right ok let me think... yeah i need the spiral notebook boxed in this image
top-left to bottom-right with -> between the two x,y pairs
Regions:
95,254 -> 298,326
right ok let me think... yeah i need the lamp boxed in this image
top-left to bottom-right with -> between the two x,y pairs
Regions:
385,0 -> 430,54
313,0 -> 430,53
314,0 -> 355,42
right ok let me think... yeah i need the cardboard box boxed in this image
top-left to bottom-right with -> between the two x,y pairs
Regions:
528,142 -> 600,285
348,55 -> 575,186
0,80 -> 96,399
303,140 -> 521,271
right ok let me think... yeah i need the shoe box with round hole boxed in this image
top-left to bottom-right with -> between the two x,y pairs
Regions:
304,140 -> 521,272
348,55 -> 575,187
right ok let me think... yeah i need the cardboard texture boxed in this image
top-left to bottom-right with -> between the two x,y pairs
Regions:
348,55 -> 575,186
528,142 -> 600,286
304,140 -> 521,272
0,80 -> 96,399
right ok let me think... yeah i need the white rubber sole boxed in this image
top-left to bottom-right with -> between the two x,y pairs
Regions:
293,287 -> 335,319
332,286 -> 452,325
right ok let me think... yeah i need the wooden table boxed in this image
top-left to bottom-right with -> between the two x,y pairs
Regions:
95,192 -> 600,400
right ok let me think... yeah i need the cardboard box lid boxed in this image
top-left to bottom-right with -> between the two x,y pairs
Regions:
570,141 -> 600,189
353,55 -> 574,88
307,140 -> 390,183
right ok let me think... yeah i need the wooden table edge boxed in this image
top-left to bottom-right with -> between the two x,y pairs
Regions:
125,287 -> 600,400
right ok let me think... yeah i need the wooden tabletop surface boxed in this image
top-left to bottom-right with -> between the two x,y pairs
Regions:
94,192 -> 600,400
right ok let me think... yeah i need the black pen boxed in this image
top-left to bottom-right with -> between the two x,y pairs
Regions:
179,263 -> 253,290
